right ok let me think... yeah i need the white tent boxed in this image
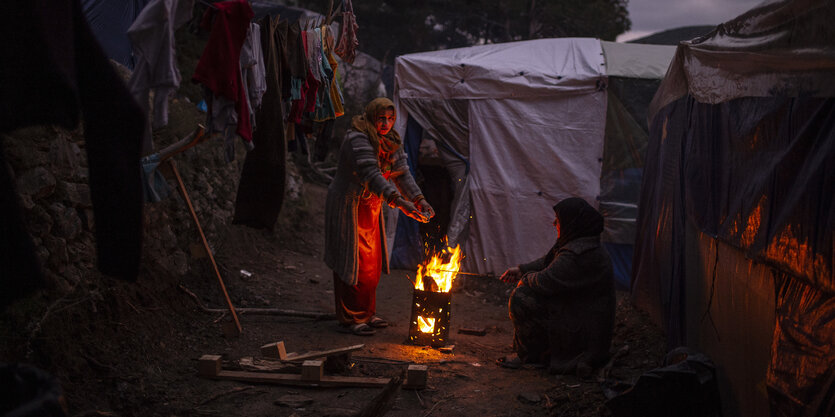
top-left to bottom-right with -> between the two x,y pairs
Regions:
391,38 -> 675,274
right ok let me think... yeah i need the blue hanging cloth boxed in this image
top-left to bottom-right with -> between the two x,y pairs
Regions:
390,116 -> 425,270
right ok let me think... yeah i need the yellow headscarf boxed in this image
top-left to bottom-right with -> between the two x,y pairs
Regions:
350,97 -> 402,156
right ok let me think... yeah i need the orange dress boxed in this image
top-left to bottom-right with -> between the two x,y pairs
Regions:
333,173 -> 390,325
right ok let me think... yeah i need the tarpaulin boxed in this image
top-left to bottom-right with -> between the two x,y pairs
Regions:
393,99 -> 471,248
465,94 -> 606,274
390,117 -> 426,270
393,37 -> 675,275
600,41 -> 675,80
768,273 -> 835,417
396,38 -> 605,100
81,0 -> 151,69
648,0 -> 835,124
632,96 -> 834,415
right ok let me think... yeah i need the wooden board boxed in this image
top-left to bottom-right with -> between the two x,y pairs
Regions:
260,341 -> 287,359
404,364 -> 427,389
198,355 -> 222,377
283,344 -> 364,362
301,360 -> 323,381
238,357 -> 297,373
207,370 -> 391,388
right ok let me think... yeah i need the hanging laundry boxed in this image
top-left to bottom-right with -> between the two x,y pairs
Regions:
323,25 -> 345,118
287,21 -> 308,80
242,22 -> 266,111
288,29 -> 320,124
313,27 -> 337,121
276,20 -> 294,101
334,0 -> 359,64
233,15 -> 288,230
306,28 -> 323,84
192,0 -> 254,142
127,0 -> 194,156
286,21 -> 308,121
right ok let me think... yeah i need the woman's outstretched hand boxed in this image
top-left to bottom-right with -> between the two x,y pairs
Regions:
415,198 -> 435,220
395,197 -> 429,223
500,266 -> 522,284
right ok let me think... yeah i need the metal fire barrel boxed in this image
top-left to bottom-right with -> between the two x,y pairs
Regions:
408,288 -> 452,347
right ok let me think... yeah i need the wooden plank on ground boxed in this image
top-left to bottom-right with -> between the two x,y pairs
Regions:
238,357 -> 298,373
198,355 -> 222,376
207,370 -> 391,388
301,360 -> 324,381
404,364 -> 427,389
283,344 -> 364,362
260,341 -> 288,359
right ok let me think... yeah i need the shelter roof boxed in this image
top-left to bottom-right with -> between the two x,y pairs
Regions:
395,38 -> 605,100
648,0 -> 835,123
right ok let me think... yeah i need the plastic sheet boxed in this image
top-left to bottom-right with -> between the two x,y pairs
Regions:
767,274 -> 835,417
80,0 -> 151,69
648,0 -> 835,124
633,95 -> 834,415
390,117 -> 426,270
393,38 -> 673,274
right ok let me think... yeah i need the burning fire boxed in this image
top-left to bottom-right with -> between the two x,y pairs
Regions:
417,316 -> 435,333
415,245 -> 462,293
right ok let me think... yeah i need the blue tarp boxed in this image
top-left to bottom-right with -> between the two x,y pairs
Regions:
603,242 -> 633,290
390,117 -> 425,270
81,0 -> 150,69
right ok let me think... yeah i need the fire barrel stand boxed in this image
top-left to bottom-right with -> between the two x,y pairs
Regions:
408,288 -> 452,348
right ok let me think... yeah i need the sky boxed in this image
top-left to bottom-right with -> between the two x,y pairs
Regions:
616,0 -> 765,42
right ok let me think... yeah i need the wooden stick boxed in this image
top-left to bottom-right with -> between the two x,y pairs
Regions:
403,273 -> 417,287
206,369 -> 391,388
158,125 -> 207,162
325,0 -> 334,25
352,356 -> 412,365
199,386 -> 253,405
170,160 -> 242,335
423,399 -> 447,417
356,376 -> 403,417
178,285 -> 335,320
283,344 -> 364,362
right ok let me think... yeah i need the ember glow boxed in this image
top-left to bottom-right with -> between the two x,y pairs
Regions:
415,245 -> 462,293
417,316 -> 435,333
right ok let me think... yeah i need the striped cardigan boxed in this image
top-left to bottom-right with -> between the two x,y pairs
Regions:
324,130 -> 423,285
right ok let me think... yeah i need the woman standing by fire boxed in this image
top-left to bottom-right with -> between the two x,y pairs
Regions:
324,98 -> 434,336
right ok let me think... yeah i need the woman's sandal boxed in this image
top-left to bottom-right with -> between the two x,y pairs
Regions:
347,323 -> 376,336
368,316 -> 389,328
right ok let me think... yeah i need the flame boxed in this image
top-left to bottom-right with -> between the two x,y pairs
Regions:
416,244 -> 462,293
417,316 -> 435,333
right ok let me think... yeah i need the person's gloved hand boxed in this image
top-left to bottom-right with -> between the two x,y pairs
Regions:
394,196 -> 429,223
500,266 -> 522,284
414,197 -> 435,220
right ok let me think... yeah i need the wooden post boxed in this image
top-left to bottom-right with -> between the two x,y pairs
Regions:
261,341 -> 288,360
198,355 -> 222,377
301,360 -> 324,381
405,364 -> 427,389
169,159 -> 241,335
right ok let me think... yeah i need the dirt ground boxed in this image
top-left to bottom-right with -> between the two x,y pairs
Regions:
3,176 -> 666,417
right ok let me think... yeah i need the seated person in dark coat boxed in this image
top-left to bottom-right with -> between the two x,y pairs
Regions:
499,197 -> 615,376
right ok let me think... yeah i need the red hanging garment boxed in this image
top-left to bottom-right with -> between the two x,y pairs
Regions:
192,0 -> 254,141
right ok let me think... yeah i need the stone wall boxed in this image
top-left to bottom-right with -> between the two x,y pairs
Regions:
1,96 -> 274,296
